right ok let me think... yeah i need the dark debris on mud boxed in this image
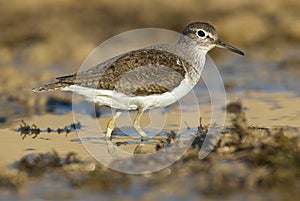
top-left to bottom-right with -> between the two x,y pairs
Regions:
2,102 -> 300,199
144,102 -> 300,199
13,150 -> 130,191
16,150 -> 81,176
0,150 -> 129,192
17,120 -> 81,140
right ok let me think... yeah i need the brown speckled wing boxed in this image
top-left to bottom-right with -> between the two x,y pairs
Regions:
49,49 -> 190,96
95,49 -> 189,96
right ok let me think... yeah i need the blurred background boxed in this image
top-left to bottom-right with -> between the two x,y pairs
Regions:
0,1 -> 300,200
0,0 -> 299,123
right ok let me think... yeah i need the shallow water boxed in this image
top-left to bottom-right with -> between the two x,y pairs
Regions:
0,65 -> 299,199
2,55 -> 299,128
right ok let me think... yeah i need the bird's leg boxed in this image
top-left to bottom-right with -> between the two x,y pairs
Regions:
133,107 -> 148,138
106,110 -> 122,140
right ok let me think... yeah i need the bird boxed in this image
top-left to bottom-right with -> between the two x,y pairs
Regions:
32,22 -> 244,139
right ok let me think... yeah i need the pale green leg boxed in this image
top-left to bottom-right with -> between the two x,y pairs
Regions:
133,107 -> 148,138
106,111 -> 122,139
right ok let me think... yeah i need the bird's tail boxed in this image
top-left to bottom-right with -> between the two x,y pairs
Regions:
32,73 -> 76,92
32,82 -> 71,92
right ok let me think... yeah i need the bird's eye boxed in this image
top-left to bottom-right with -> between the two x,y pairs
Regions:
197,29 -> 206,38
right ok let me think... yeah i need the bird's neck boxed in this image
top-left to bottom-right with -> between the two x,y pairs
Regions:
177,36 -> 207,64
176,39 -> 208,86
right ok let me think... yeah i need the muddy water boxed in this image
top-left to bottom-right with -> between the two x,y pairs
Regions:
1,43 -> 300,201
1,56 -> 299,127
0,56 -> 299,200
1,33 -> 300,201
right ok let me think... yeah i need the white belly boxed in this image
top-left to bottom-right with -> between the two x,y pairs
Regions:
62,78 -> 193,110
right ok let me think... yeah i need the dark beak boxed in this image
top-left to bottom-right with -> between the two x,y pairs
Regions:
215,39 -> 245,56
